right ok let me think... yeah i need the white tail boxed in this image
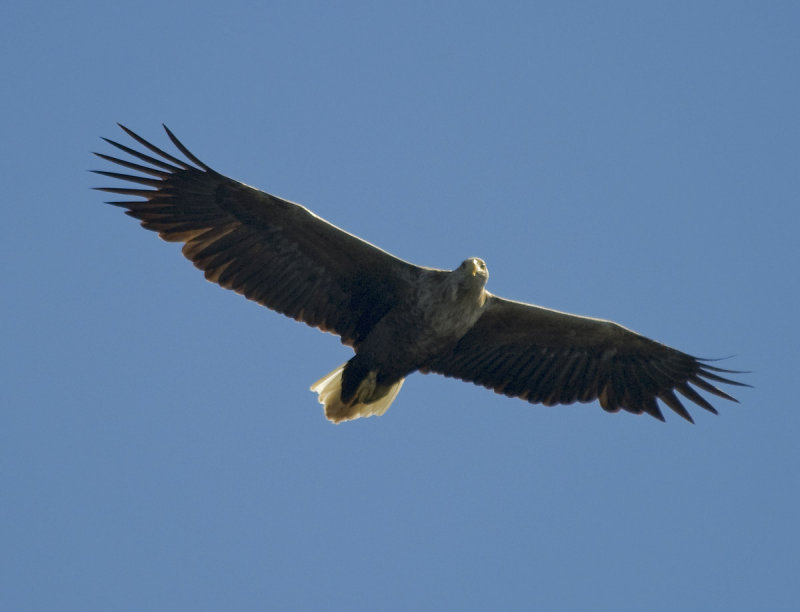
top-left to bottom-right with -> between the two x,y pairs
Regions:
310,363 -> 404,423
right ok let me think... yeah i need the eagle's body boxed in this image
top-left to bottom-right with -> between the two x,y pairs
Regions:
315,258 -> 489,421
94,125 -> 747,424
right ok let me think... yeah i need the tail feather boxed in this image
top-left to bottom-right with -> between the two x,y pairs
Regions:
310,363 -> 404,423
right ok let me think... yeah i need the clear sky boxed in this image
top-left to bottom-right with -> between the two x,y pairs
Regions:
2,1 -> 798,610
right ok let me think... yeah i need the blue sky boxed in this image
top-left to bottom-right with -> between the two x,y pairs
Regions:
2,1 -> 798,610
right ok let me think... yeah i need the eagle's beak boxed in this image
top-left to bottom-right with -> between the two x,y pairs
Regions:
471,260 -> 479,276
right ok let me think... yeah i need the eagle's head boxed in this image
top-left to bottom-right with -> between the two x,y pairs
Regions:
459,257 -> 489,281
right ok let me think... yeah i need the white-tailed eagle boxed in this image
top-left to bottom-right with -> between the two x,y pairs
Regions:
94,125 -> 747,423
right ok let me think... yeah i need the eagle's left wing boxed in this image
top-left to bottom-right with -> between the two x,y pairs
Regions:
421,294 -> 747,422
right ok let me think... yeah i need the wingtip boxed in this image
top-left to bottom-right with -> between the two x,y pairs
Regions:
697,358 -> 753,379
117,123 -> 135,138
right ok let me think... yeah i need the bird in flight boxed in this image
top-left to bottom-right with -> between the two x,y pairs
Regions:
94,125 -> 747,424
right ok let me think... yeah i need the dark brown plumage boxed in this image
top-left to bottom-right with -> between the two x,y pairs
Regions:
94,125 -> 747,423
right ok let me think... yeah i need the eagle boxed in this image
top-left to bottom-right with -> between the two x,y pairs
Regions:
94,125 -> 746,424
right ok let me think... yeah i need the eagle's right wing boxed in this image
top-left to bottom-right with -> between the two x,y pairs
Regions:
94,125 -> 423,348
